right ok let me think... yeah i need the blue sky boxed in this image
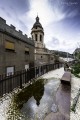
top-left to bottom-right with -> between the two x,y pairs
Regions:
0,0 -> 80,53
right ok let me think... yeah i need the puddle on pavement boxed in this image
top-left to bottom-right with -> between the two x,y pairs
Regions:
7,78 -> 60,120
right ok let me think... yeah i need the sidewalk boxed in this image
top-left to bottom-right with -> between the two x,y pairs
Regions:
42,68 -> 71,120
42,67 -> 64,79
42,67 -> 80,120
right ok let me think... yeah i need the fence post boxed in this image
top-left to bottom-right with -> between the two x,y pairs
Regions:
52,64 -> 54,70
46,65 -> 47,73
20,72 -> 22,89
58,62 -> 59,69
39,66 -> 40,76
25,70 -> 27,83
1,75 -> 3,96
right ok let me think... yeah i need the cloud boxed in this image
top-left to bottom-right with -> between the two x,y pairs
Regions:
0,0 -> 30,14
47,37 -> 60,46
0,0 -> 80,54
67,9 -> 78,18
0,0 -> 30,33
18,20 -> 28,32
45,33 -> 80,53
25,0 -> 80,53
45,37 -> 60,50
49,0 -> 80,19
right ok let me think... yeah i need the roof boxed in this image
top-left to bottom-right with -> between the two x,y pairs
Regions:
32,16 -> 43,29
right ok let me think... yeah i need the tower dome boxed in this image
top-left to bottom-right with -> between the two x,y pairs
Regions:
32,16 -> 43,29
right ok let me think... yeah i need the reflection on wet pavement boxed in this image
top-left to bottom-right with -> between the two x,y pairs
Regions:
7,78 -> 60,120
1,67 -> 79,120
15,79 -> 45,109
20,79 -> 60,120
7,78 -> 71,120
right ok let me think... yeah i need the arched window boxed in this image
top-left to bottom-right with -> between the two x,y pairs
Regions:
35,34 -> 37,41
40,35 -> 42,41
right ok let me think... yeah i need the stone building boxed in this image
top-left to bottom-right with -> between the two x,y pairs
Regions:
31,16 -> 55,66
0,16 -> 56,75
0,17 -> 34,75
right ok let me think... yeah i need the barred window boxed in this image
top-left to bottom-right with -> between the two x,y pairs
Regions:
6,66 -> 14,76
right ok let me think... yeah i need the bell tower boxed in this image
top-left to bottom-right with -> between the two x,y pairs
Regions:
31,16 -> 44,48
31,16 -> 55,66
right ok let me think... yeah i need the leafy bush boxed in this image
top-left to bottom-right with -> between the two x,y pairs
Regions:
71,62 -> 80,78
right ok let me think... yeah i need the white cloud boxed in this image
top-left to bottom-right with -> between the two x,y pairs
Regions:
67,9 -> 78,18
22,0 -> 67,36
0,0 -> 79,53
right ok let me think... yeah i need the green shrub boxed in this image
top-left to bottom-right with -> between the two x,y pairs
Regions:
71,63 -> 80,78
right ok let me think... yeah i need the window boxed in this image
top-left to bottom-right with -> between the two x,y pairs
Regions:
5,41 -> 15,51
41,56 -> 42,58
35,34 -> 37,41
6,66 -> 14,76
25,64 -> 29,71
25,47 -> 29,54
40,35 -> 42,41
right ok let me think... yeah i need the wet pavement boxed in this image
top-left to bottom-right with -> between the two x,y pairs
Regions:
0,68 -> 74,120
7,78 -> 60,119
20,79 -> 60,120
56,84 -> 71,117
1,68 -> 80,120
6,77 -> 71,120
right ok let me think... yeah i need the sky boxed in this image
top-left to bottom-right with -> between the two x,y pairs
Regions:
0,0 -> 80,53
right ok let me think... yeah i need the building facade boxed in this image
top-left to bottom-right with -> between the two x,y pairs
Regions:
0,17 -> 34,75
31,16 -> 55,66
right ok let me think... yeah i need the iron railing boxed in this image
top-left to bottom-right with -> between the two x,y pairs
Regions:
0,62 -> 63,96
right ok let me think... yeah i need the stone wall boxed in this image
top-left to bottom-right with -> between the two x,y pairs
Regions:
0,17 -> 34,46
0,17 -> 34,74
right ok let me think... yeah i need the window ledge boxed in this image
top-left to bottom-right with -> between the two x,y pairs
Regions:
5,49 -> 16,53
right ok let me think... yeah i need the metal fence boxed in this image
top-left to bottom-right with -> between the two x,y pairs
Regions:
0,63 -> 63,96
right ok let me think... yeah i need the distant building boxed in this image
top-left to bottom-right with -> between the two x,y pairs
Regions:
50,50 -> 73,58
31,16 -> 55,66
0,17 -> 34,75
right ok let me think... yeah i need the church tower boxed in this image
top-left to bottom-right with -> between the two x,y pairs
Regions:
31,16 -> 55,66
31,16 -> 44,48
